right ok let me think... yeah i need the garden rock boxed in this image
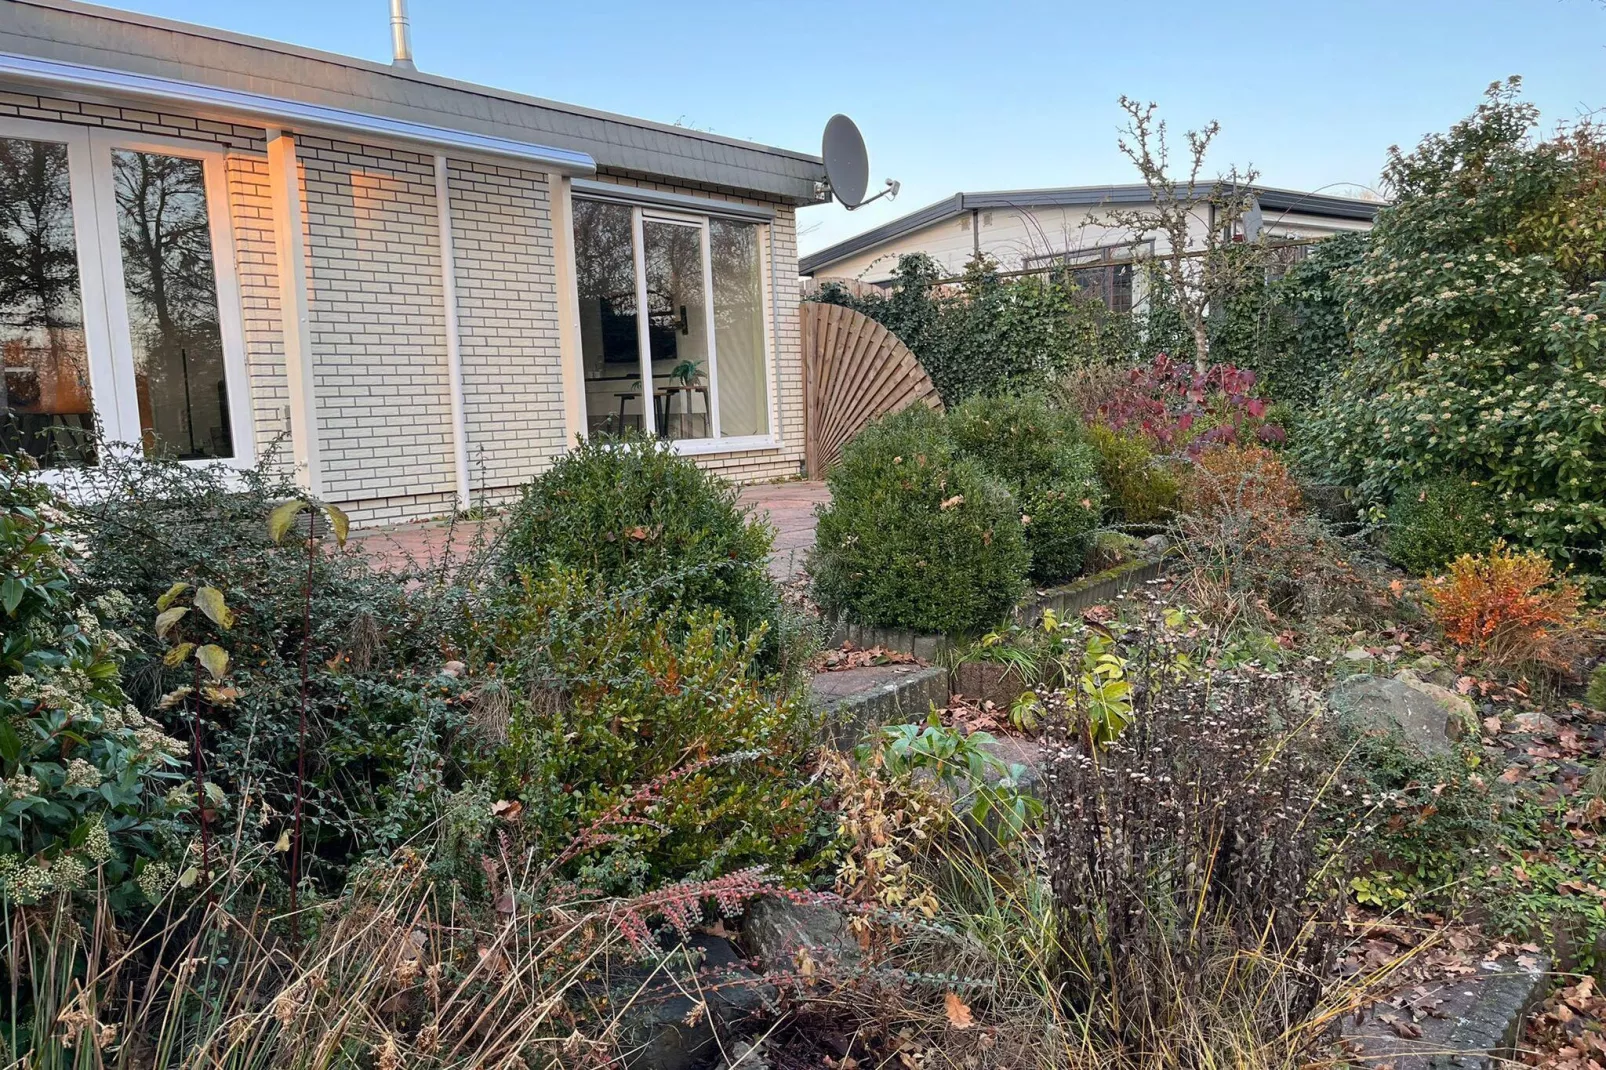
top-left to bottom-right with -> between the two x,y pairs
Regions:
1329,674 -> 1474,758
1411,654 -> 1459,689
1511,710 -> 1560,737
617,936 -> 775,1070
740,896 -> 861,976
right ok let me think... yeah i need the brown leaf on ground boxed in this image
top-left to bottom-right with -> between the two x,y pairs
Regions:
813,642 -> 920,672
944,992 -> 975,1030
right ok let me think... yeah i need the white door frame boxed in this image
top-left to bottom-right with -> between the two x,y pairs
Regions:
0,116 -> 256,471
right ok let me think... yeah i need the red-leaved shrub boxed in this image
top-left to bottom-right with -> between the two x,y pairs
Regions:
1089,354 -> 1285,452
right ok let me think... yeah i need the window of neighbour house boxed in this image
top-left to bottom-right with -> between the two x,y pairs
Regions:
1024,245 -> 1138,315
573,193 -> 771,447
0,119 -> 250,470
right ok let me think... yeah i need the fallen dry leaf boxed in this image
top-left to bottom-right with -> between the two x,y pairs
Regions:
944,992 -> 975,1030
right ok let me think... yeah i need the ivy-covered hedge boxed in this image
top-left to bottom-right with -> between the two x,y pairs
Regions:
814,255 -> 1140,405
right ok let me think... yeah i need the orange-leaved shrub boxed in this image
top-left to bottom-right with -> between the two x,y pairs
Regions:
1425,542 -> 1594,675
1170,445 -> 1356,624
1179,445 -> 1304,551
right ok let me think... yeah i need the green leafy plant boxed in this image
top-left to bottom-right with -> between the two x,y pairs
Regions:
810,405 -> 1029,636
861,711 -> 1041,843
947,392 -> 1106,583
1,456 -> 189,912
71,450 -> 473,894
1327,716 -> 1494,911
1385,476 -> 1499,575
1300,79 -> 1606,587
1085,424 -> 1181,527
501,430 -> 786,666
148,580 -> 239,899
1588,664 -> 1606,711
468,568 -> 823,892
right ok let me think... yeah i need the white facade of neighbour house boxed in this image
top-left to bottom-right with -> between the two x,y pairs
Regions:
0,0 -> 824,527
800,186 -> 1380,309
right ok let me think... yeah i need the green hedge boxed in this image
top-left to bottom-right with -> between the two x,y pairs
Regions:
1385,477 -> 1499,576
947,393 -> 1105,582
501,432 -> 783,661
810,406 -> 1029,636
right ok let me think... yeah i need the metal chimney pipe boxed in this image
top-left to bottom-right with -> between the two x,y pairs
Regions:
389,0 -> 416,70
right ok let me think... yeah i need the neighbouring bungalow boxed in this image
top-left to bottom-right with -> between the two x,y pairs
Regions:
799,183 -> 1381,310
0,0 -> 829,525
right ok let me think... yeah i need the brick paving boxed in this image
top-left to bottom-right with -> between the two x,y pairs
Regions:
348,480 -> 829,580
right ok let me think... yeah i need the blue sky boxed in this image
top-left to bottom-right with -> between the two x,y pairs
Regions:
108,0 -> 1605,254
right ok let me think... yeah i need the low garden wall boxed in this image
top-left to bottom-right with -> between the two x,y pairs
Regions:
826,556 -> 1164,660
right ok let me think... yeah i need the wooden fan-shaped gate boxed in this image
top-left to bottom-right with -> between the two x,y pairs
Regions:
801,302 -> 943,476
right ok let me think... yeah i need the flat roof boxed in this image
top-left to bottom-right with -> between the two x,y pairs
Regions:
799,183 -> 1383,275
0,0 -> 828,204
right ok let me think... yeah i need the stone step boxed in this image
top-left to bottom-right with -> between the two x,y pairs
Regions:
809,664 -> 949,748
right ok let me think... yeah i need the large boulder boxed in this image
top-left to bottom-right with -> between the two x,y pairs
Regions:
1328,673 -> 1476,758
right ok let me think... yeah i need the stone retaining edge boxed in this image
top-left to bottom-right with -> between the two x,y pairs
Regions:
826,557 -> 1166,658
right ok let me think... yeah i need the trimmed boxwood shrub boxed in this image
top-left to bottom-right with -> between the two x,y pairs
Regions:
1385,477 -> 1499,576
500,432 -> 782,659
809,406 -> 1028,636
947,393 -> 1105,583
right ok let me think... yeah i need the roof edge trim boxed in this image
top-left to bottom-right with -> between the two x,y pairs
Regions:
0,50 -> 598,175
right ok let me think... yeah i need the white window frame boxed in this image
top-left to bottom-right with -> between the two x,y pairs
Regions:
575,191 -> 776,456
0,116 -> 255,479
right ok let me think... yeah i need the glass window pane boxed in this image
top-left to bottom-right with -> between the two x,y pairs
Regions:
111,149 -> 232,460
710,220 -> 767,438
575,200 -> 647,437
0,136 -> 96,466
641,219 -> 710,441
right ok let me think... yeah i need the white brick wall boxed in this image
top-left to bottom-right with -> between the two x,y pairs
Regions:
298,136 -> 457,513
447,160 -> 567,495
0,90 -> 812,528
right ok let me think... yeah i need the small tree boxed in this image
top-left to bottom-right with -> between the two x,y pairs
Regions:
1109,96 -> 1264,371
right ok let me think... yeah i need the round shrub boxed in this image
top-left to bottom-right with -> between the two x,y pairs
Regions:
810,406 -> 1028,636
1085,424 -> 1181,527
501,432 -> 781,658
947,393 -> 1105,583
1385,478 -> 1499,576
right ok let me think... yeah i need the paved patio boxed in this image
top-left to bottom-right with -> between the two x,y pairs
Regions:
348,480 -> 829,581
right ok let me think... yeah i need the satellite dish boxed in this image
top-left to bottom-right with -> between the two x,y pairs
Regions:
822,114 -> 870,208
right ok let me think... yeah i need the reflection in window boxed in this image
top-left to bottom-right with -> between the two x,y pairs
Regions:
574,199 -> 645,436
0,137 -> 95,466
112,149 -> 231,460
642,219 -> 710,441
710,220 -> 767,437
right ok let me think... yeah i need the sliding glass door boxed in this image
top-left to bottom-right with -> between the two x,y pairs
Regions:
0,117 -> 251,470
573,195 -> 770,446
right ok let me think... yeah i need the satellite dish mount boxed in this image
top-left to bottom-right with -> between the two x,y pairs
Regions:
821,114 -> 899,211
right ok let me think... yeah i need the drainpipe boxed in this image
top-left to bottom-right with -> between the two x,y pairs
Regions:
390,0 -> 416,70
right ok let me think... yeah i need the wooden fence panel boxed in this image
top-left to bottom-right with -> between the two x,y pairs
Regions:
801,302 -> 943,476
